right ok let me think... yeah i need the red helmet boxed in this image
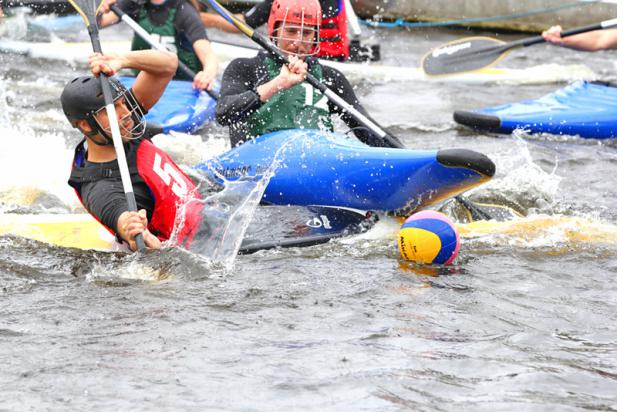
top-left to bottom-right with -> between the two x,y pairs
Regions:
267,0 -> 322,44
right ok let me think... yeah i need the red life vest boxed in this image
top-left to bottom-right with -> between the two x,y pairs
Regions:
68,138 -> 203,247
317,0 -> 349,61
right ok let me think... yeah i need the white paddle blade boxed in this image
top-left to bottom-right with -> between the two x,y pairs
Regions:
422,37 -> 508,76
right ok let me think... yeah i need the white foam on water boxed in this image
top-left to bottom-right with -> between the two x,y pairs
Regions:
0,78 -> 79,211
470,133 -> 562,211
0,9 -> 29,39
85,258 -> 172,284
494,63 -> 597,86
151,131 -> 229,165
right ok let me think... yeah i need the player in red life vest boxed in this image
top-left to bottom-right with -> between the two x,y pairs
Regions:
61,49 -> 202,251
201,0 -> 350,61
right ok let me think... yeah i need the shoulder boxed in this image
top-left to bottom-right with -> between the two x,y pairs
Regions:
226,55 -> 265,71
321,64 -> 351,86
173,0 -> 200,18
320,63 -> 345,78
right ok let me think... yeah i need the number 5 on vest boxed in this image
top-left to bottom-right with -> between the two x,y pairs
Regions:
153,153 -> 188,197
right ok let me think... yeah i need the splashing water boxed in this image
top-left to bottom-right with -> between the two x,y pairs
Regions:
168,134 -> 299,270
0,9 -> 29,40
0,78 -> 79,212
85,253 -> 174,285
469,134 -> 562,213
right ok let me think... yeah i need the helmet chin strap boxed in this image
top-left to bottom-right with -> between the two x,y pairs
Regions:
87,132 -> 114,146
79,119 -> 114,146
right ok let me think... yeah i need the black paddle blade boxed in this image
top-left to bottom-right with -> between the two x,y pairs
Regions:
448,197 -> 523,223
421,37 -> 510,76
67,0 -> 102,26
239,205 -> 377,254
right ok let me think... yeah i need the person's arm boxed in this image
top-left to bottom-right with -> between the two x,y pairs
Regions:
81,180 -> 161,250
216,55 -> 306,124
200,11 -> 244,32
89,49 -> 178,111
216,57 -> 264,125
176,2 -> 219,90
192,39 -> 218,90
256,56 -> 306,101
323,65 -> 402,148
97,0 -> 137,28
542,26 -> 617,51
200,0 -> 270,31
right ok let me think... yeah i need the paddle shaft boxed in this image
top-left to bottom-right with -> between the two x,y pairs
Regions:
87,23 -> 146,250
110,4 -> 220,100
504,17 -> 617,50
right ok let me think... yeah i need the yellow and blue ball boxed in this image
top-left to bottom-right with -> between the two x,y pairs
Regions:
398,211 -> 460,265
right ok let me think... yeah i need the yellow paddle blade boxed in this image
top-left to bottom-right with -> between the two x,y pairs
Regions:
457,215 -> 617,244
66,0 -> 104,27
201,0 -> 255,37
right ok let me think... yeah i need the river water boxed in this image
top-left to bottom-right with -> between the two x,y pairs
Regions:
1,11 -> 617,410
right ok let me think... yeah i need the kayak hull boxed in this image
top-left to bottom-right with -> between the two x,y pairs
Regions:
118,76 -> 216,134
454,81 -> 617,139
196,129 -> 494,215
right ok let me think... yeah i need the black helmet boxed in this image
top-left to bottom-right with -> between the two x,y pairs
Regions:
60,75 -> 145,144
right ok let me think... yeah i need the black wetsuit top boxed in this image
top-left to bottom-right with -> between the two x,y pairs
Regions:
74,139 -> 155,234
216,52 -> 401,148
243,0 -> 340,27
118,0 -> 208,45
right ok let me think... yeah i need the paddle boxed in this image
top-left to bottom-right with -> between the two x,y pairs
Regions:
67,0 -> 146,250
422,17 -> 617,76
238,205 -> 376,254
109,4 -> 220,100
0,205 -> 376,253
202,0 -> 502,220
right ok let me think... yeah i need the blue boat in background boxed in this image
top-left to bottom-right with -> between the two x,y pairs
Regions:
196,129 -> 495,215
454,81 -> 617,140
118,76 -> 217,134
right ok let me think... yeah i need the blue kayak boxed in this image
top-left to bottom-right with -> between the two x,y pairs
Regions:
29,14 -> 83,31
118,76 -> 216,134
454,81 -> 617,140
195,129 -> 495,215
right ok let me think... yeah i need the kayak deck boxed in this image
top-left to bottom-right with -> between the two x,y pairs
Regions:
196,129 -> 495,215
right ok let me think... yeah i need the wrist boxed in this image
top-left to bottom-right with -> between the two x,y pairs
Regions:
273,75 -> 288,91
119,54 -> 130,71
